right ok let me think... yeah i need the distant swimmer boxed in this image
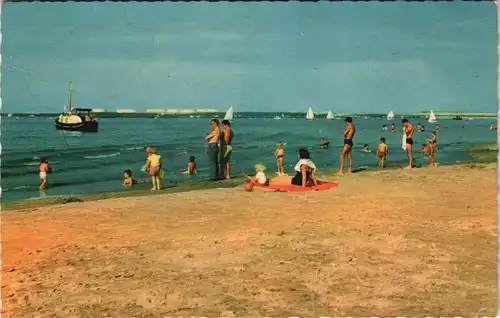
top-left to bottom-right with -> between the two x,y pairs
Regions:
382,124 -> 388,131
39,157 -> 53,190
391,123 -> 396,132
435,123 -> 440,132
417,123 -> 423,132
361,144 -> 371,153
181,156 -> 197,175
490,123 -> 497,130
319,137 -> 330,149
337,117 -> 355,175
376,137 -> 388,168
402,118 -> 414,169
274,141 -> 285,176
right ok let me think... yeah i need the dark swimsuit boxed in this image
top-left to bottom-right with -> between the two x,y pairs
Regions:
406,138 -> 414,145
344,139 -> 353,146
291,170 -> 312,186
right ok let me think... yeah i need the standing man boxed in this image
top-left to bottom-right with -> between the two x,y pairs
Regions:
205,119 -> 220,180
337,117 -> 355,175
402,118 -> 414,169
220,119 -> 234,179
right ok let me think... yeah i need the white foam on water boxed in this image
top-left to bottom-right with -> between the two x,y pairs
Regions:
84,152 -> 120,159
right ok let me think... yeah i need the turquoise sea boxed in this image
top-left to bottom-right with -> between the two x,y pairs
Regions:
1,117 -> 496,201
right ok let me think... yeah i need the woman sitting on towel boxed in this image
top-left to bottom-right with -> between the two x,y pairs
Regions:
270,148 -> 318,187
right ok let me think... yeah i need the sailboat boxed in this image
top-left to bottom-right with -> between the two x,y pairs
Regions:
305,107 -> 315,120
54,81 -> 99,132
224,106 -> 233,121
428,110 -> 437,123
326,110 -> 334,120
387,111 -> 395,120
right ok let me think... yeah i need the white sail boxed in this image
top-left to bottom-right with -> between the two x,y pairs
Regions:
387,111 -> 395,120
326,110 -> 334,120
224,106 -> 233,121
428,110 -> 437,123
306,107 -> 315,120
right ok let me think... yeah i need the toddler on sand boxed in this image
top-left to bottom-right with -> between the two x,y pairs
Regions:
249,163 -> 268,186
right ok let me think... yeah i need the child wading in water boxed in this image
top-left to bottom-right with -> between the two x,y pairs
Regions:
181,156 -> 197,175
274,141 -> 285,176
376,137 -> 388,168
426,138 -> 435,168
144,147 -> 162,191
39,157 -> 52,190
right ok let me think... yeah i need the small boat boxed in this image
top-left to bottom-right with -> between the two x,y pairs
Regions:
387,111 -> 395,120
273,115 -> 282,120
326,110 -> 334,120
7,114 -> 12,118
427,110 -> 437,123
54,81 -> 99,132
305,107 -> 315,120
452,115 -> 463,120
224,106 -> 233,121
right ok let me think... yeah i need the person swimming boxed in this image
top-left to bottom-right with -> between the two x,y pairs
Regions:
361,144 -> 370,152
391,123 -> 396,132
123,170 -> 148,187
181,156 -> 197,175
319,137 -> 330,149
382,124 -> 388,131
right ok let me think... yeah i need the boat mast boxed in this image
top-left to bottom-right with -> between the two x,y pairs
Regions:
68,81 -> 73,112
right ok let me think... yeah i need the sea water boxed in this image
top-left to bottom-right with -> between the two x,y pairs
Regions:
1,117 -> 495,201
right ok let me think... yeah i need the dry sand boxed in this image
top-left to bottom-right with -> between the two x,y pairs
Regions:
2,164 -> 497,317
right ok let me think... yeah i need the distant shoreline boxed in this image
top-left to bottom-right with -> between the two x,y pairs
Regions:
1,111 -> 497,119
2,142 -> 496,212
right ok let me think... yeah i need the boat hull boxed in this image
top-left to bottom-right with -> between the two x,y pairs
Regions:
55,119 -> 99,132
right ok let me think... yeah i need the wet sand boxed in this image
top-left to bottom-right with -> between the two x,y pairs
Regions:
2,163 -> 497,317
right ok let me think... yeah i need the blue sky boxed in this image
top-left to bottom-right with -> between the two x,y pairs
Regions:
2,2 -> 497,113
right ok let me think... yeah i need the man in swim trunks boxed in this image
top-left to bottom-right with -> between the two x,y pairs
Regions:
220,119 -> 234,179
337,117 -> 355,175
391,123 -> 396,132
402,118 -> 414,169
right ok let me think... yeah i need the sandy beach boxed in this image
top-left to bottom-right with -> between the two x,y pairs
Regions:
2,163 -> 497,317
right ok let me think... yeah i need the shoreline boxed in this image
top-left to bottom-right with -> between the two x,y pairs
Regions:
2,142 -> 497,211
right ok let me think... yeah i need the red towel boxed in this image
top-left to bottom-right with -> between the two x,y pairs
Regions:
265,181 -> 339,192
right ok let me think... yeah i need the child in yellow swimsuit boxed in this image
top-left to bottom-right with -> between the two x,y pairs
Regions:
144,147 -> 162,191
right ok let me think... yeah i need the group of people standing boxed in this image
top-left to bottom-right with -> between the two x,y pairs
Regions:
205,119 -> 234,181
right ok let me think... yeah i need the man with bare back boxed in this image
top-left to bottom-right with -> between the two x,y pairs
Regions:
205,118 -> 220,180
337,117 -> 355,175
402,118 -> 414,168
